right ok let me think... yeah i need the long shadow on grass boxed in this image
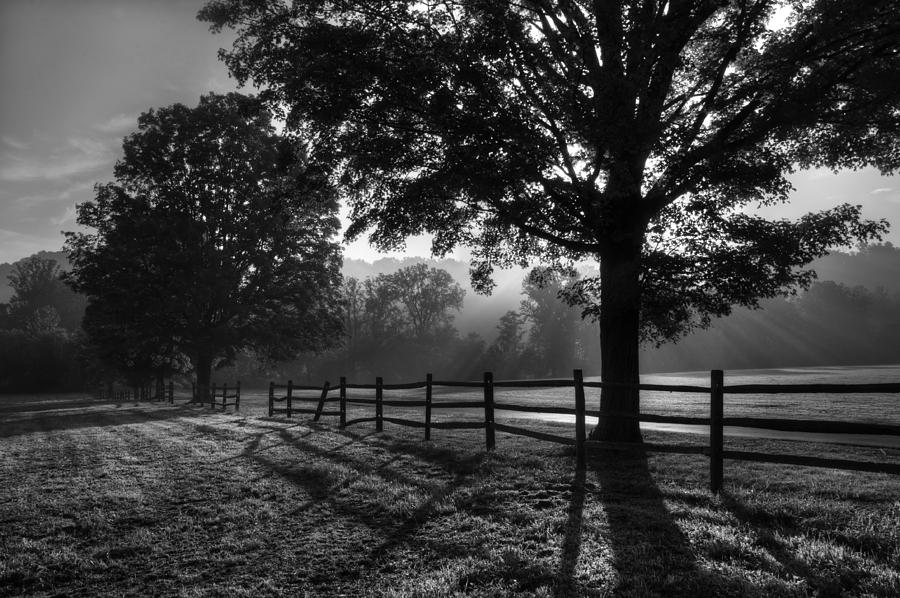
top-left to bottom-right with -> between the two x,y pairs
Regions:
226,424 -> 482,529
719,491 -> 870,596
584,448 -> 701,596
0,404 -> 197,438
554,466 -> 587,597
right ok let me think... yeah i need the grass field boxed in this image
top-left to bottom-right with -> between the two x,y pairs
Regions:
1,392 -> 899,597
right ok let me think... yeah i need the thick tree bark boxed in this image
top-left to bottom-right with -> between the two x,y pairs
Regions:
591,242 -> 643,442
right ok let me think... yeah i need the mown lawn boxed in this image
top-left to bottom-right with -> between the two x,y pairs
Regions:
1,394 -> 898,597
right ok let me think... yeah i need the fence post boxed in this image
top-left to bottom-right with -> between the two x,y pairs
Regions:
376,377 -> 384,432
235,381 -> 240,412
574,369 -> 586,470
339,377 -> 347,428
483,371 -> 495,450
710,369 -> 724,494
287,380 -> 293,418
268,381 -> 274,417
425,373 -> 433,441
168,381 -> 174,404
314,382 -> 330,421
222,383 -> 228,411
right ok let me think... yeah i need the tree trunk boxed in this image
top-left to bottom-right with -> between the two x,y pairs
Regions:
591,243 -> 643,442
155,369 -> 164,401
194,346 -> 213,404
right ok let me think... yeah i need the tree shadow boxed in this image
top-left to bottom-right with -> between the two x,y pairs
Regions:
579,447 -> 701,596
0,403 -> 197,438
554,466 -> 586,597
0,397 -> 126,416
718,491 -> 864,597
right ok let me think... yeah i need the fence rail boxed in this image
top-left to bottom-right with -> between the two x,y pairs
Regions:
97,380 -> 175,404
209,382 -> 240,412
265,369 -> 900,493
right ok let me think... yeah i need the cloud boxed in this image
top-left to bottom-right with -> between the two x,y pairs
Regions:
0,135 -> 116,183
1,136 -> 29,150
52,204 -> 78,227
94,113 -> 138,134
0,155 -> 111,182
870,187 -> 894,195
58,180 -> 96,200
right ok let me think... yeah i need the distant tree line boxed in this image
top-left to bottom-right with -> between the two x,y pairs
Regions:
0,256 -> 87,392
233,263 -> 482,384
249,244 -> 900,384
643,275 -> 900,372
224,264 -> 603,384
3,243 -> 900,392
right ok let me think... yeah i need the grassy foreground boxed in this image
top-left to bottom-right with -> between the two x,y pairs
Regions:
1,395 -> 898,597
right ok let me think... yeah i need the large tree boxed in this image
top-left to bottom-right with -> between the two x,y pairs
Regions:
201,1 -> 898,440
66,93 -> 344,393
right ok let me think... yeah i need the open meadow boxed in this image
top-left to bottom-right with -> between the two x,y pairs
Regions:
1,381 -> 899,597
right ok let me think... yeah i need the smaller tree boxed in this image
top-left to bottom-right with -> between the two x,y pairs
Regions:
307,264 -> 469,379
66,93 -> 344,390
484,310 -> 526,379
520,269 -> 580,377
382,264 -> 466,342
8,256 -> 85,332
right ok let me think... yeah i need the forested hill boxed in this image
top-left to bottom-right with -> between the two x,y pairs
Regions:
810,244 -> 900,293
641,243 -> 900,372
0,251 -> 69,303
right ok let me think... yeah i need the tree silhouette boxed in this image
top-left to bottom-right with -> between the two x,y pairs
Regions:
521,268 -> 580,377
383,263 -> 466,341
202,1 -> 898,440
485,310 -> 527,378
66,93 -> 343,393
8,256 -> 85,333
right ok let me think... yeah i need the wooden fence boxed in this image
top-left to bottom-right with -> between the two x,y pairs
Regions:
269,369 -> 900,493
208,382 -> 241,412
191,382 -> 241,411
268,380 -> 339,420
97,380 -> 174,404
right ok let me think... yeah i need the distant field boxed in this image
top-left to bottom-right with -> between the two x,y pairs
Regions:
1,391 -> 899,597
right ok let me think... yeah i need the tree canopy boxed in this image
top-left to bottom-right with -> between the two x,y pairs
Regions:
65,92 -> 344,391
7,256 -> 85,334
201,1 -> 899,440
337,264 -> 466,377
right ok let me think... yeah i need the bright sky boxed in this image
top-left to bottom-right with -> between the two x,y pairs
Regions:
1,0 -> 898,266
